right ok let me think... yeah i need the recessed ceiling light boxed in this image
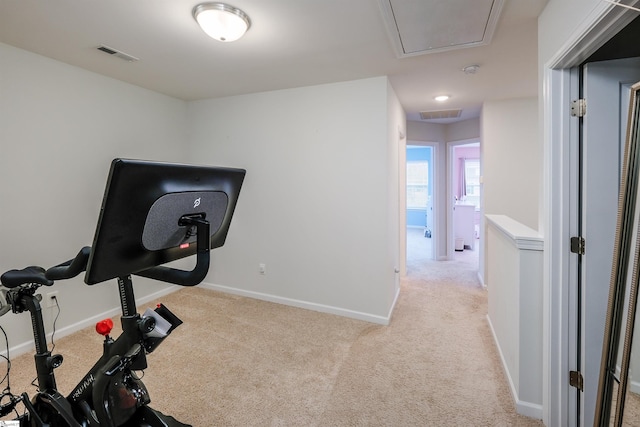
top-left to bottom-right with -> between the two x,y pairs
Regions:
434,95 -> 450,102
462,64 -> 480,74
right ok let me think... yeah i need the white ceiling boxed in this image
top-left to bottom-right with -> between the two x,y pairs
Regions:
0,0 -> 547,123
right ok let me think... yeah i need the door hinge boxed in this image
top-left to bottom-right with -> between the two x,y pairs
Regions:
571,236 -> 585,255
571,99 -> 587,117
570,370 -> 584,391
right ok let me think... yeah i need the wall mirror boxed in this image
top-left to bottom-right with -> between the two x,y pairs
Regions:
596,80 -> 640,426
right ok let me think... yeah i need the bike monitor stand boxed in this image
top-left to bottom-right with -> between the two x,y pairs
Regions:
84,158 -> 245,285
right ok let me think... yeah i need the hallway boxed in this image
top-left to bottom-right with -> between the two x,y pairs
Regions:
406,226 -> 479,273
401,226 -> 539,424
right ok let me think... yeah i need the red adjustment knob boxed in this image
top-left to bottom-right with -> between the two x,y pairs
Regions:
96,318 -> 114,336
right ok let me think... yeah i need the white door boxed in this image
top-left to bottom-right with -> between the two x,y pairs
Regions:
579,56 -> 640,427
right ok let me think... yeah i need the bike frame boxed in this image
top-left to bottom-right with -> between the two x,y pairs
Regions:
3,216 -> 210,426
7,284 -> 80,427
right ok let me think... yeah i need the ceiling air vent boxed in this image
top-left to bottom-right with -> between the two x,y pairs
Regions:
420,109 -> 462,120
97,45 -> 139,62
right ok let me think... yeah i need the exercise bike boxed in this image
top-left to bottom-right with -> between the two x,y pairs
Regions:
0,159 -> 245,426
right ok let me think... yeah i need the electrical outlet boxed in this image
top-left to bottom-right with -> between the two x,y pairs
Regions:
46,291 -> 59,308
259,263 -> 266,275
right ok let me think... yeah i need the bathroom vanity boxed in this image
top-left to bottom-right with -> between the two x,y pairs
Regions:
453,203 -> 475,250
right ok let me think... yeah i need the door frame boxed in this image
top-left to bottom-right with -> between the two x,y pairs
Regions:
402,140 -> 440,274
578,58 -> 640,427
543,3 -> 639,426
446,139 -> 481,266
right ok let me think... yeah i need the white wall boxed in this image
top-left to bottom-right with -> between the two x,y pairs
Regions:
407,120 -> 445,143
486,215 -> 544,418
0,43 -> 188,349
445,118 -> 480,143
482,97 -> 539,230
482,97 -> 539,301
187,76 -> 402,323
1,42 -> 404,357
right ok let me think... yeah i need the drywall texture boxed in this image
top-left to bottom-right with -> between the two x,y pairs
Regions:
482,97 -> 539,231
187,77 -> 401,323
0,42 -> 188,348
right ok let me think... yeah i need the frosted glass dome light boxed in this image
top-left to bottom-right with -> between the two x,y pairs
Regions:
193,3 -> 251,42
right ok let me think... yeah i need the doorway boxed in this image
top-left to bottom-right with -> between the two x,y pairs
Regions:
574,56 -> 640,427
544,7 -> 640,426
406,145 -> 434,265
449,141 -> 480,267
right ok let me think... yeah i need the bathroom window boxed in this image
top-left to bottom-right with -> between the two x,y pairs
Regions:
464,159 -> 480,209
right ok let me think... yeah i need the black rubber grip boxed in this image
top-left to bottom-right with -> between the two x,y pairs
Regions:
45,246 -> 91,281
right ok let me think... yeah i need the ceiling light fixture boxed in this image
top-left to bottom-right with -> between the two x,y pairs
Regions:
193,3 -> 251,42
434,95 -> 450,102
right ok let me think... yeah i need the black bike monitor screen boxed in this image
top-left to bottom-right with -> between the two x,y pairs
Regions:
85,158 -> 246,285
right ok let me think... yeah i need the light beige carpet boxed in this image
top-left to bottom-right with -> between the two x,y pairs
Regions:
0,237 -> 542,426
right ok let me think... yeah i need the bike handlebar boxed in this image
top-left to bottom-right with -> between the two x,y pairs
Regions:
45,247 -> 91,281
4,217 -> 210,291
0,247 -> 89,295
134,216 -> 211,286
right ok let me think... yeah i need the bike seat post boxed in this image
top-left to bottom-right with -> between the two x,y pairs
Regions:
22,292 -> 57,392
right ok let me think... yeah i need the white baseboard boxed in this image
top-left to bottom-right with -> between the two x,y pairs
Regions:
614,364 -> 640,395
477,272 -> 485,288
3,285 -> 181,359
386,285 -> 401,325
200,282 -> 395,325
516,399 -> 544,420
3,279 -> 548,418
486,315 -> 543,420
4,282 -> 396,361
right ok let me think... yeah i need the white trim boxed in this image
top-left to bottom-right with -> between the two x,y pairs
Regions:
486,315 -> 543,420
485,214 -> 543,251
477,271 -> 485,288
447,138 -> 481,261
1,280 -> 399,362
406,140 -> 440,262
603,0 -> 640,12
200,282 -> 399,325
615,365 -> 640,394
1,285 -> 181,359
544,65 -> 576,427
517,400 -> 545,421
547,1 -> 639,70
542,68 -> 575,426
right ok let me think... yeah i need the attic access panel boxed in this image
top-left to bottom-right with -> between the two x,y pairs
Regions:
379,0 -> 505,57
